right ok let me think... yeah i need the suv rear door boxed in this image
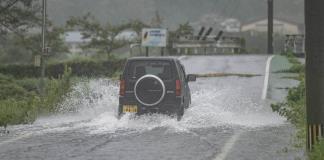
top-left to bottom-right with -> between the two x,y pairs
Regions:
123,59 -> 178,103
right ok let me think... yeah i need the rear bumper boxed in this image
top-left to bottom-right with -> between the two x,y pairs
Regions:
118,97 -> 183,115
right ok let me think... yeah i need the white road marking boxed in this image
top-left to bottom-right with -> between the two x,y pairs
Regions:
213,56 -> 273,160
213,132 -> 242,160
262,55 -> 275,100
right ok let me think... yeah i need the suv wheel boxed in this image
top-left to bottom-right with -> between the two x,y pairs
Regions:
176,105 -> 184,121
117,106 -> 123,119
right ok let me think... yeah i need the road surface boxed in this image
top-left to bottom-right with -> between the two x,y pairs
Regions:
0,55 -> 303,160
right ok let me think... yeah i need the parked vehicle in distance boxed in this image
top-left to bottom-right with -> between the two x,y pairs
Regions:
118,57 -> 196,121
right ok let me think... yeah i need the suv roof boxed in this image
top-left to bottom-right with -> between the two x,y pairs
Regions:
127,57 -> 179,61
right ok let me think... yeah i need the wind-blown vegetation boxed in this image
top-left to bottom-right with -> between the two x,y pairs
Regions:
271,53 -> 324,159
0,66 -> 73,128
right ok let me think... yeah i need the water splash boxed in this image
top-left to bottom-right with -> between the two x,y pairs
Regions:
32,77 -> 285,135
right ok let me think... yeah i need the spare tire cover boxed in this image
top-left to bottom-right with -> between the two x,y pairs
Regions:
134,75 -> 166,106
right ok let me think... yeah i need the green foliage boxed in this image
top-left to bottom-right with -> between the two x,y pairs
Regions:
0,0 -> 40,35
0,59 -> 125,78
66,13 -> 146,58
309,139 -> 324,160
0,74 -> 39,127
271,54 -> 306,149
271,77 -> 306,147
175,22 -> 194,37
16,26 -> 69,57
271,54 -> 324,158
0,35 -> 34,64
275,51 -> 305,74
15,78 -> 40,93
0,98 -> 39,127
0,74 -> 34,100
41,65 -> 73,113
0,66 -> 74,127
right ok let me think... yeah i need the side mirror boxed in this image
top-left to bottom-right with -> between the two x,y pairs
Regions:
186,74 -> 197,82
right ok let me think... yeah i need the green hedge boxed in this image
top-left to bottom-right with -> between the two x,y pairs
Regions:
0,59 -> 126,78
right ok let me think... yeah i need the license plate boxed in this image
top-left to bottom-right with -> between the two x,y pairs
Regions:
123,105 -> 138,113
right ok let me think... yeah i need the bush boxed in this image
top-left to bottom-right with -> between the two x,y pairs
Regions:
0,66 -> 74,127
42,65 -> 73,113
0,74 -> 34,100
272,54 -> 324,158
15,78 -> 40,93
0,59 -> 126,78
0,97 -> 39,127
309,139 -> 324,160
271,77 -> 306,147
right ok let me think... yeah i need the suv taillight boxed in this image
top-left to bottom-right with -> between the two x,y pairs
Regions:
120,80 -> 125,96
176,80 -> 181,96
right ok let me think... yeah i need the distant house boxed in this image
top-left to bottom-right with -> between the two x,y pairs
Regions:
115,30 -> 139,42
64,31 -> 90,54
221,18 -> 241,33
241,18 -> 300,35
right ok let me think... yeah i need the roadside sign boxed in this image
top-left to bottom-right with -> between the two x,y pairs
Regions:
141,28 -> 167,47
34,55 -> 41,67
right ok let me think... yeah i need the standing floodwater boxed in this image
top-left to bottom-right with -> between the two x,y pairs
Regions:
0,56 -> 297,160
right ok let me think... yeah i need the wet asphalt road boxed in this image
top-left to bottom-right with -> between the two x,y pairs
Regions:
0,55 -> 304,160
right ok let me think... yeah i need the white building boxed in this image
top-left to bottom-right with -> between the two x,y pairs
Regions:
221,18 -> 241,33
241,18 -> 300,35
115,30 -> 139,42
64,31 -> 90,54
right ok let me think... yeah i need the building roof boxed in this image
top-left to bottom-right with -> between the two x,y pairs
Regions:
115,30 -> 139,41
242,17 -> 300,26
127,57 -> 178,61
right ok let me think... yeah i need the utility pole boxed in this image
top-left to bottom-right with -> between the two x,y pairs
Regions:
268,0 -> 274,54
305,0 -> 324,151
161,48 -> 164,56
145,47 -> 149,57
40,0 -> 47,97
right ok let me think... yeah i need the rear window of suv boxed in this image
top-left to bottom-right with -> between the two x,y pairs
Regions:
127,60 -> 172,80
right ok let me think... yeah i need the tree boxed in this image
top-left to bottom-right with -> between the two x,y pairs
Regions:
66,13 -> 148,58
120,20 -> 149,35
175,22 -> 194,38
0,0 -> 40,35
0,0 -> 67,64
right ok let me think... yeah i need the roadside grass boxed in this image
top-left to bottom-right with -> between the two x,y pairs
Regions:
0,65 -> 74,129
271,53 -> 324,159
0,98 -> 39,127
274,52 -> 304,74
309,139 -> 324,159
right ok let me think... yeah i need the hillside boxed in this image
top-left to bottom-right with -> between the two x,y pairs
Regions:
48,0 -> 304,28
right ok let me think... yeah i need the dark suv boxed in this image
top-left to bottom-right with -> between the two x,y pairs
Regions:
118,57 -> 196,120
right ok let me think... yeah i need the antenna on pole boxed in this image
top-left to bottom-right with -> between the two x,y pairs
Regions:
196,27 -> 205,40
201,27 -> 213,41
214,30 -> 224,42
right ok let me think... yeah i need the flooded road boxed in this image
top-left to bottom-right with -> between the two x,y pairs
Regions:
0,55 -> 302,160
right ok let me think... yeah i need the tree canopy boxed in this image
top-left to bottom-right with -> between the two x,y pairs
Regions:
66,13 -> 149,58
0,0 -> 67,64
